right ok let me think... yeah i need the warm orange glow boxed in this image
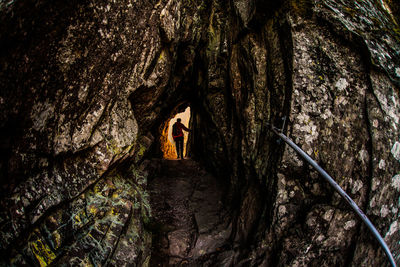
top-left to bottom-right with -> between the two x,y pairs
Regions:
160,122 -> 176,159
161,107 -> 191,159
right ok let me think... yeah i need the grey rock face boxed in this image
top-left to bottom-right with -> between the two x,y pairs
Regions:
0,0 -> 399,266
193,0 -> 400,265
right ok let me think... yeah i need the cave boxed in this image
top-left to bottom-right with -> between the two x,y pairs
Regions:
0,0 -> 399,266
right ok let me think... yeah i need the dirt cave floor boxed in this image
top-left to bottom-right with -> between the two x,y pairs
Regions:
148,159 -> 233,266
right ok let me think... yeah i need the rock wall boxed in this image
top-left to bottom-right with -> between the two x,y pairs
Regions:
193,0 -> 400,265
0,0 -> 399,265
0,0 -> 208,264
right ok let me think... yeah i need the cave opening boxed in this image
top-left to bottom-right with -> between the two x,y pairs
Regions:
160,106 -> 191,160
147,98 -> 237,265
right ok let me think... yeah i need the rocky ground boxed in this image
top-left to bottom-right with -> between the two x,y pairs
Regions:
148,159 -> 232,266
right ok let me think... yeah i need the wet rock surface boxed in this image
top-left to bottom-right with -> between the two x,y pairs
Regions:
149,159 -> 232,266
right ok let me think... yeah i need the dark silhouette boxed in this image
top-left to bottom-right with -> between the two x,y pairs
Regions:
172,118 -> 190,159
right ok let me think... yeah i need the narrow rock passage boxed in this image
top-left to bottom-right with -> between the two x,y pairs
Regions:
149,159 -> 232,266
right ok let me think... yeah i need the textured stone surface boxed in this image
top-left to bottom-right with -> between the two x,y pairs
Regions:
0,0 -> 206,264
0,0 -> 399,266
192,0 -> 400,265
148,159 -> 231,265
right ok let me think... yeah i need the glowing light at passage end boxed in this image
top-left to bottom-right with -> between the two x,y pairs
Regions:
162,107 -> 191,159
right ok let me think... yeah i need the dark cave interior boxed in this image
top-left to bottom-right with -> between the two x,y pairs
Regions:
0,0 -> 399,265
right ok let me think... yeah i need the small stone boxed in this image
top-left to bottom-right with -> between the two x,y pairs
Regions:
391,142 -> 400,161
391,174 -> 400,192
380,205 -> 390,217
378,159 -> 386,169
335,78 -> 349,91
344,220 -> 356,230
358,149 -> 368,163
396,67 -> 400,77
386,221 -> 398,236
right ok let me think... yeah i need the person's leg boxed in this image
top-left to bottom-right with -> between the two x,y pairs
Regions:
175,139 -> 180,159
179,137 -> 184,159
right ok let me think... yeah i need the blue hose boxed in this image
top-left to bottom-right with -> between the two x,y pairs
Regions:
271,126 -> 396,267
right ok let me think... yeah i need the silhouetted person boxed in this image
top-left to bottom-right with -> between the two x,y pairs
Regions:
172,118 -> 190,159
